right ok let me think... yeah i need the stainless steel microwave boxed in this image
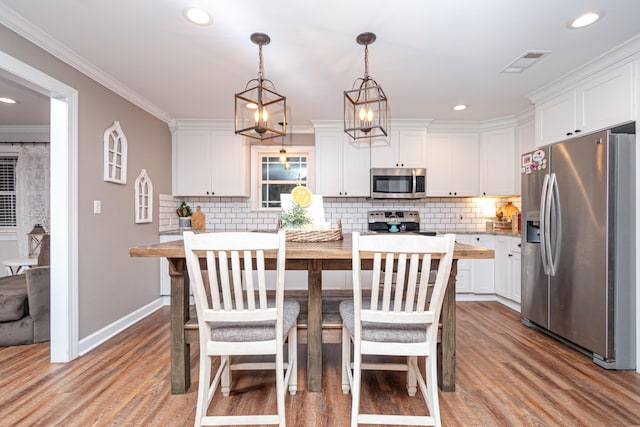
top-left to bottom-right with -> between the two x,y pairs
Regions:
370,168 -> 427,199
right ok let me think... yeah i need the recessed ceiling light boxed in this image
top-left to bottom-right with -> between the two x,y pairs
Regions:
182,7 -> 212,26
571,12 -> 600,29
0,97 -> 17,104
453,104 -> 467,111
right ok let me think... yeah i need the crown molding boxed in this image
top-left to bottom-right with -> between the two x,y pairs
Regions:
429,115 -> 518,132
0,4 -> 172,123
528,34 -> 640,104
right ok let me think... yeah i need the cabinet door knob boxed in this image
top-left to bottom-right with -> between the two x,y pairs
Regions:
517,243 -> 521,247
566,132 -> 573,136
476,237 -> 480,241
574,129 -> 581,134
508,254 -> 513,257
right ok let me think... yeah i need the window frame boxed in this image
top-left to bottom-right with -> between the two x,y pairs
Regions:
250,145 -> 315,212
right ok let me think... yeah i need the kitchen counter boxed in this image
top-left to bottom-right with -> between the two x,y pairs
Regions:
160,228 -> 521,238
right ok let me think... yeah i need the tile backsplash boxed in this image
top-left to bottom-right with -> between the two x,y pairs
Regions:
159,194 -> 521,233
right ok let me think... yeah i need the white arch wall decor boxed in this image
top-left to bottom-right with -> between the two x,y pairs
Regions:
134,169 -> 153,223
103,121 -> 128,184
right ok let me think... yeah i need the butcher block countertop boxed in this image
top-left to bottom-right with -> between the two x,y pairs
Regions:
130,232 -> 495,260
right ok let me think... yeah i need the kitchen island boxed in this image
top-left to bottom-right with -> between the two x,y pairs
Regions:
130,233 -> 494,394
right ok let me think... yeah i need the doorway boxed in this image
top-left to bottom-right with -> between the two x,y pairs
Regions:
0,50 -> 79,362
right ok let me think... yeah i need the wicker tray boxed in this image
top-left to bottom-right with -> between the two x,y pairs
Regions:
277,219 -> 343,242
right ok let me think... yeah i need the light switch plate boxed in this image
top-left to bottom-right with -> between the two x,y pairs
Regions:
93,200 -> 101,214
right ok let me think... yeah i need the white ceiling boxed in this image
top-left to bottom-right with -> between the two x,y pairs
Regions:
1,1 -> 640,129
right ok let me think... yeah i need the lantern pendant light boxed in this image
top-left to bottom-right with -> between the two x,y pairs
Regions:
235,33 -> 287,141
344,32 -> 389,140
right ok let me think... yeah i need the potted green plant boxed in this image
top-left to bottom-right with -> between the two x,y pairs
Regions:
280,204 -> 312,229
176,201 -> 193,228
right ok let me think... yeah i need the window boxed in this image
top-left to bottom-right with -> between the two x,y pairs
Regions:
259,153 -> 308,209
0,156 -> 17,227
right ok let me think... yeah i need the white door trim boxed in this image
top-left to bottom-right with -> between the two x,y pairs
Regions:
0,50 -> 79,362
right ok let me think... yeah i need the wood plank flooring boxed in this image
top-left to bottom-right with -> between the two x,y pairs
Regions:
1,301 -> 639,426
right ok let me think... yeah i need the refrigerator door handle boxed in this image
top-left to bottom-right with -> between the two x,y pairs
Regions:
539,173 -> 551,275
548,173 -> 562,276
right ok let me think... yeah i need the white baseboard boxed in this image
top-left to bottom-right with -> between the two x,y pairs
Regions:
455,293 -> 498,302
455,293 -> 522,313
495,295 -> 522,313
78,297 -> 165,355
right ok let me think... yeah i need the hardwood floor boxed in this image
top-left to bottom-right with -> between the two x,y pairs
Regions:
1,301 -> 639,426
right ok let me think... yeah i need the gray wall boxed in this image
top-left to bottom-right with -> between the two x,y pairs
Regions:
0,24 -> 172,338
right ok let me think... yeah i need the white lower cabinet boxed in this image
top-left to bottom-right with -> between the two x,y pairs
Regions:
494,235 -> 521,304
160,234 -> 182,295
509,239 -> 521,303
454,234 -> 495,295
454,235 -> 473,293
469,234 -> 495,294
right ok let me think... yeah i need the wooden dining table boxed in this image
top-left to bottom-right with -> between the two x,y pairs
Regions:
130,232 -> 494,394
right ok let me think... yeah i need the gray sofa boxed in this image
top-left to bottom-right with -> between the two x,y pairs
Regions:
0,266 -> 50,346
0,235 -> 50,346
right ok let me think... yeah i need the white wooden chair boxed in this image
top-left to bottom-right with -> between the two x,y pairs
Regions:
340,232 -> 456,427
183,230 -> 298,427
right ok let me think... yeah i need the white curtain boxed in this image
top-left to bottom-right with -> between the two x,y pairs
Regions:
15,144 -> 50,257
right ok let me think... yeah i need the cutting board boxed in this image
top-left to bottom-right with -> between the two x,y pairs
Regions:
191,206 -> 206,230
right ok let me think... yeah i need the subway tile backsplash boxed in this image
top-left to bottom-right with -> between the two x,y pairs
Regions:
159,194 -> 521,233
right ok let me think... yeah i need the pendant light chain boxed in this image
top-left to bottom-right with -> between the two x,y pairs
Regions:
363,44 -> 369,80
258,42 -> 264,80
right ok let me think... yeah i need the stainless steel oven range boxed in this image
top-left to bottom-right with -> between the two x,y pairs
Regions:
367,210 -> 436,235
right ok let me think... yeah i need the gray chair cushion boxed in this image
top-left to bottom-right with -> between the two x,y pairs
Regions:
339,299 -> 427,343
210,299 -> 300,342
0,275 -> 28,322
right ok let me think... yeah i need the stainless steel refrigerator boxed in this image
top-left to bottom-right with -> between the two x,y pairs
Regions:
520,124 -> 636,369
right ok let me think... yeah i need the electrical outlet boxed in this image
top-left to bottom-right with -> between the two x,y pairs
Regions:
93,200 -> 101,214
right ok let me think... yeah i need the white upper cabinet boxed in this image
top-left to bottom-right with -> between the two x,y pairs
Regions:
535,90 -> 577,146
534,62 -> 635,146
371,126 -> 428,169
480,127 -> 516,196
174,129 -> 211,196
314,122 -> 370,197
426,132 -> 479,197
172,120 -> 249,197
578,62 -> 635,132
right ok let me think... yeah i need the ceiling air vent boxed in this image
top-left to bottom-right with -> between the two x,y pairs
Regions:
501,50 -> 551,73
